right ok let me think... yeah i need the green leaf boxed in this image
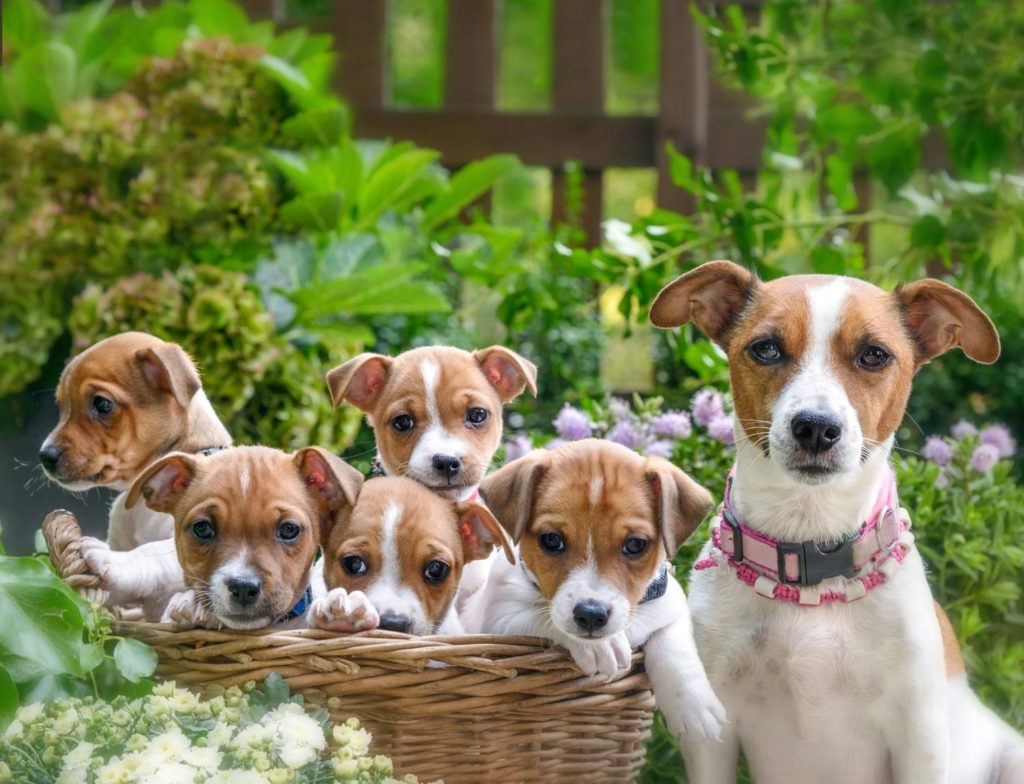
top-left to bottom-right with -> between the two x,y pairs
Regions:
278,192 -> 344,232
356,148 -> 441,229
112,638 -> 157,683
290,263 -> 451,320
188,0 -> 249,37
667,143 -> 695,191
265,149 -> 317,194
78,642 -> 104,673
825,154 -> 858,211
422,154 -> 520,231
910,215 -> 945,249
59,0 -> 114,58
33,529 -> 47,554
810,246 -> 846,275
281,106 -> 349,148
259,54 -> 321,109
11,41 -> 78,121
813,104 -> 880,147
2,0 -> 48,54
0,666 -> 16,728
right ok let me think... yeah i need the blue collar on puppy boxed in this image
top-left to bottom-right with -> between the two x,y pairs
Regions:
277,585 -> 313,623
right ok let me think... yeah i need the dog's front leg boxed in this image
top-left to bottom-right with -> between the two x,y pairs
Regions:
680,719 -> 740,784
886,679 -> 949,783
81,536 -> 184,606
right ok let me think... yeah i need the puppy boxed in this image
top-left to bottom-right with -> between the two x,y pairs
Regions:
309,476 -> 514,634
461,439 -> 727,743
649,261 -> 1023,783
40,331 -> 231,550
326,345 -> 538,502
121,445 -> 363,629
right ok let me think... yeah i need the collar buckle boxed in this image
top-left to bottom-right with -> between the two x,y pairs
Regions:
721,509 -> 744,563
777,537 -> 857,586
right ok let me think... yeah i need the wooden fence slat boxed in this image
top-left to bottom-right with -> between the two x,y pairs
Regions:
444,0 -> 496,109
332,0 -> 388,109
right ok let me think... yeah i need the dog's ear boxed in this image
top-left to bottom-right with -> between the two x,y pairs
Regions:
455,501 -> 516,564
649,260 -> 756,347
325,354 -> 392,411
643,456 -> 713,556
126,452 -> 198,513
136,343 -> 201,408
895,279 -> 1000,367
294,447 -> 364,545
473,346 -> 538,402
479,450 -> 550,542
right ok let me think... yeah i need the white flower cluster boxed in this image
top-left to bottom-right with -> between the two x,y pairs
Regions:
0,680 -> 418,784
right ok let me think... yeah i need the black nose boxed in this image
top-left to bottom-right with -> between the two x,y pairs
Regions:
573,601 -> 610,634
225,576 -> 261,607
431,454 -> 462,479
791,411 -> 843,454
39,444 -> 62,471
378,612 -> 411,633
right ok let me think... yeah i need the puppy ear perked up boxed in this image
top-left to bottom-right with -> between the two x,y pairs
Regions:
473,346 -> 539,402
478,449 -> 551,543
135,343 -> 202,408
125,452 -> 198,513
895,278 -> 1001,367
648,260 -> 757,347
294,447 -> 364,545
455,501 -> 516,564
325,353 -> 393,410
643,456 -> 713,556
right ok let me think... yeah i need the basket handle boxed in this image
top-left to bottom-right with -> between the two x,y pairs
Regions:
43,509 -> 109,604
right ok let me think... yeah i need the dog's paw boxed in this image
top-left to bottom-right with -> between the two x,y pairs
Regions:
660,681 -> 728,743
79,537 -> 115,586
565,632 -> 634,681
160,590 -> 219,629
309,588 -> 379,632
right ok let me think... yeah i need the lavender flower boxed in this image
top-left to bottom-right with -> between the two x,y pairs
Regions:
921,435 -> 954,466
691,389 -> 725,428
934,470 -> 949,489
707,413 -> 736,446
979,424 -> 1016,458
651,411 -> 692,440
969,443 -> 1000,473
951,419 -> 978,440
607,397 -> 632,423
553,404 -> 593,441
643,439 -> 676,459
504,434 -> 534,463
608,420 -> 644,450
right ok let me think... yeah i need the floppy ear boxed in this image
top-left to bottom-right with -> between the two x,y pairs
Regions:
325,354 -> 392,410
125,453 -> 198,513
648,260 -> 757,347
478,450 -> 551,543
643,456 -> 713,556
895,279 -> 1000,367
473,346 -> 538,402
294,447 -> 364,545
136,343 -> 201,408
456,501 -> 516,564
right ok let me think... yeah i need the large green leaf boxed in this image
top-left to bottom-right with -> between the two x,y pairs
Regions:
355,148 -> 440,230
290,263 -> 450,320
112,638 -> 157,683
422,154 -> 519,231
265,149 -> 318,194
278,192 -> 344,232
2,0 -> 48,54
188,0 -> 249,37
11,40 -> 77,121
59,0 -> 114,59
0,666 -> 16,728
281,106 -> 349,148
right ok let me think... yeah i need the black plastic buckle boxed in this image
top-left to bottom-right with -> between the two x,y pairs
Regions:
777,537 -> 856,586
722,509 -> 744,563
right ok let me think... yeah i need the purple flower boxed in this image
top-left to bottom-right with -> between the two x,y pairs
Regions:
969,443 -> 1000,473
608,420 -> 643,450
504,434 -> 534,463
707,413 -> 736,446
979,424 -> 1016,458
951,419 -> 978,440
553,405 -> 593,441
608,397 -> 632,423
691,389 -> 725,428
934,470 -> 949,489
643,439 -> 676,459
921,435 -> 954,466
545,438 -> 567,451
651,411 -> 692,440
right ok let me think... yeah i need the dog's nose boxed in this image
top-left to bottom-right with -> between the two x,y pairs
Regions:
791,411 -> 843,454
573,600 -> 610,634
225,576 -> 262,607
431,454 -> 462,479
38,444 -> 62,471
378,613 -> 411,633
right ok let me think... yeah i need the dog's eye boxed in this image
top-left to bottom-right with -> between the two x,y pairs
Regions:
342,555 -> 367,576
277,521 -> 301,541
749,338 -> 784,365
466,407 -> 488,426
622,536 -> 649,557
92,395 -> 114,416
539,532 -> 565,554
423,560 -> 450,583
391,414 -> 415,433
191,520 -> 215,540
856,345 -> 891,371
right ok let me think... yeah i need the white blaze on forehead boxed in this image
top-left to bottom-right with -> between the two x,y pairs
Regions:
588,478 -> 604,508
380,500 -> 403,586
407,358 -> 469,481
238,467 -> 250,495
362,499 -> 427,630
804,279 -> 850,374
421,358 -> 441,424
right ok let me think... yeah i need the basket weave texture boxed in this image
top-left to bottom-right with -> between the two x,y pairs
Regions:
44,510 -> 655,783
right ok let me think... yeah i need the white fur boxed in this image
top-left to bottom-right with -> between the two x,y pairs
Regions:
106,492 -> 175,551
360,500 -> 432,634
80,535 -> 183,620
407,359 -> 469,488
238,467 -> 250,495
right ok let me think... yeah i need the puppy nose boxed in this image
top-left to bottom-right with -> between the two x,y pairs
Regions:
791,411 -> 843,454
378,613 -> 411,633
225,576 -> 261,607
431,454 -> 462,479
573,600 -> 610,634
39,444 -> 62,471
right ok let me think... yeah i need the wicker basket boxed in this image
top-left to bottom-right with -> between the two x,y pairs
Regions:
43,510 -> 655,783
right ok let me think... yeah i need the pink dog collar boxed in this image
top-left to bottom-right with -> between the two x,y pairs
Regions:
695,468 -> 912,605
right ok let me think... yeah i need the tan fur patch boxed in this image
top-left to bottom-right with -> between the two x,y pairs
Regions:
934,601 -> 966,677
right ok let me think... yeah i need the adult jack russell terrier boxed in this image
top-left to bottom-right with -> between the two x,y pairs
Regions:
461,439 -> 727,744
309,475 -> 515,635
125,445 -> 363,629
649,261 -> 1024,784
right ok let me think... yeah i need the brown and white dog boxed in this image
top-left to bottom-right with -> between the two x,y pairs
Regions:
649,261 -> 1023,783
123,445 -> 363,629
460,439 -> 727,743
310,476 -> 514,635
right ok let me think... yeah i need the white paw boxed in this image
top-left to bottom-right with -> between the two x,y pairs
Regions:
660,681 -> 728,743
160,590 -> 219,629
80,537 -> 115,586
565,632 -> 634,681
309,588 -> 379,632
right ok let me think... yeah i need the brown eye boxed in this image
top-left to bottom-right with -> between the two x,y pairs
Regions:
191,520 -> 215,541
857,345 -> 891,370
342,555 -> 367,575
391,414 -> 415,433
466,407 -> 488,426
92,395 -> 114,416
749,338 -> 784,365
622,536 -> 649,558
277,521 -> 301,541
539,532 -> 565,554
423,560 -> 450,583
